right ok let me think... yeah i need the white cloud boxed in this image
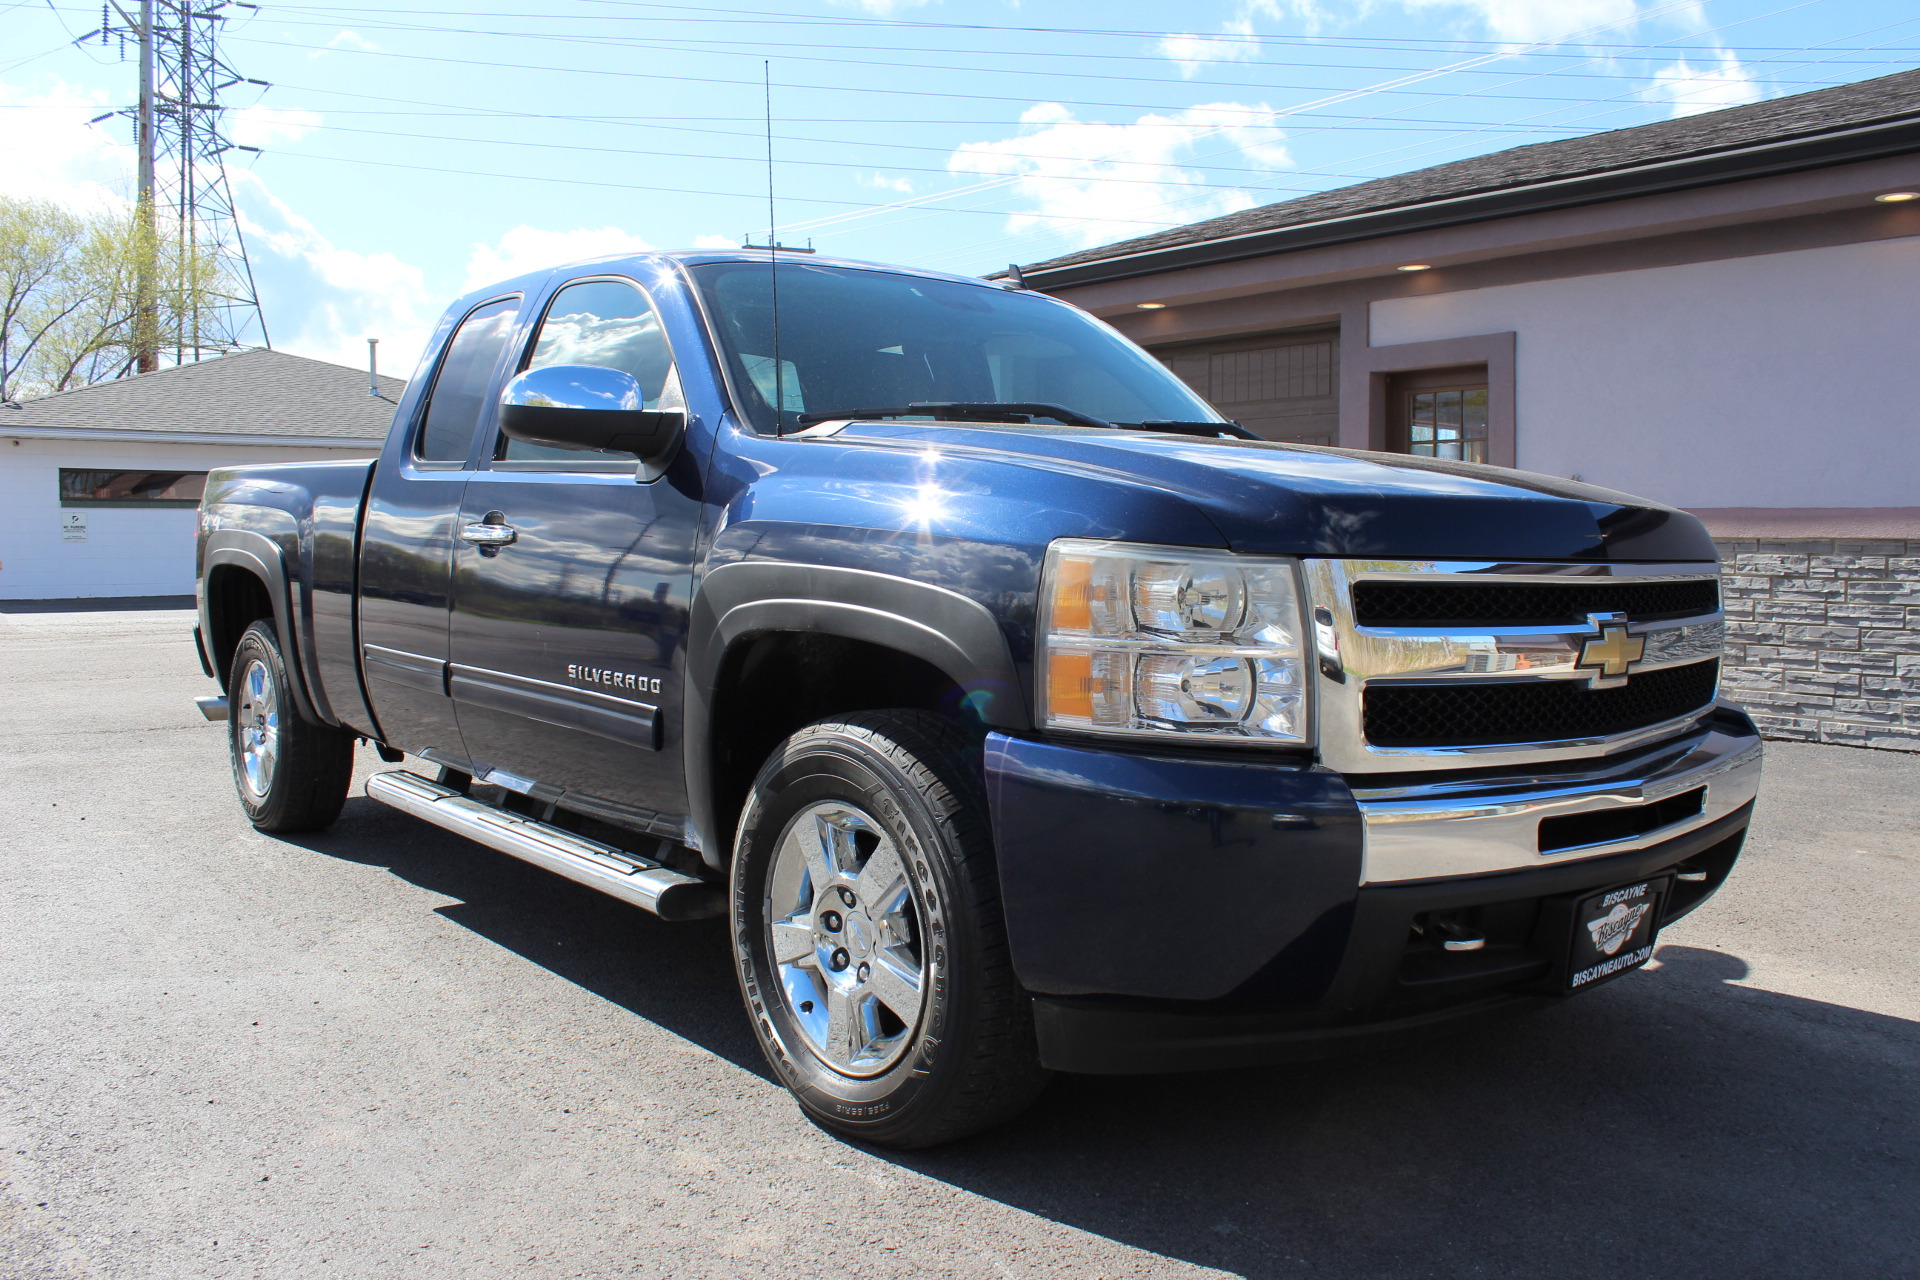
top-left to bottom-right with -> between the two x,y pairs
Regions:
1182,102 -> 1294,169
1159,26 -> 1265,78
0,76 -> 136,213
1397,0 -> 1648,44
231,169 -> 437,376
1,72 -> 433,375
949,101 -> 1291,249
230,104 -> 323,148
1159,1 -> 1319,76
312,30 -> 381,58
1179,0 -> 1683,58
692,234 -> 740,249
826,0 -> 930,13
462,225 -> 656,293
860,172 -> 916,194
1644,51 -> 1762,117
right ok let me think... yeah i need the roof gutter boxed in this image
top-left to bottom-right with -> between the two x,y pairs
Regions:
1021,115 -> 1920,290
0,426 -> 385,448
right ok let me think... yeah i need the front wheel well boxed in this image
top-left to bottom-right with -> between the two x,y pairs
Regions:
204,564 -> 276,689
705,632 -> 983,860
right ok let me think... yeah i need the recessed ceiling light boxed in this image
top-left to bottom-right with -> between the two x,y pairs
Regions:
1135,301 -> 1167,309
1397,263 -> 1433,272
1875,191 -> 1920,203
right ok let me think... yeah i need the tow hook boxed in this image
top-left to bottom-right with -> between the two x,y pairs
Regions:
1426,914 -> 1487,952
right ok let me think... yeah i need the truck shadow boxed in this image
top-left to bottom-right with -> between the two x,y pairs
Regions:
290,797 -> 1920,1279
892,945 -> 1920,1279
287,793 -> 766,1075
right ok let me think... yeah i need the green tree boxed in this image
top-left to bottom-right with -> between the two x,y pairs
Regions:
0,195 -> 231,401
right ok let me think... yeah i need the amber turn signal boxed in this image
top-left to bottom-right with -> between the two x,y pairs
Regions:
1046,650 -> 1095,721
1049,555 -> 1093,633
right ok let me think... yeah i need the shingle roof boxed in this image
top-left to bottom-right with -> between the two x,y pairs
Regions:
1020,66 -> 1920,278
0,349 -> 405,441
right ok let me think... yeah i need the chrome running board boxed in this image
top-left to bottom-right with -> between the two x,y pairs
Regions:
195,696 -> 229,722
364,771 -> 723,921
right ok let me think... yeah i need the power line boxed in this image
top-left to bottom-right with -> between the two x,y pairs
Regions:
227,117 -> 1335,193
165,7 -> 1908,85
265,0 -> 1920,56
760,0 -> 1715,242
223,31 -> 1738,112
207,0 -> 1725,251
25,0 -> 1907,286
224,81 -> 1602,135
906,0 -> 1851,270
196,85 -> 1593,185
251,149 -> 1229,227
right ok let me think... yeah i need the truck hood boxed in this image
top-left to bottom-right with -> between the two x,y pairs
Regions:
827,422 -> 1718,562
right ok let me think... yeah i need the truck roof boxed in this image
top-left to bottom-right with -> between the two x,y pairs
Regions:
453,249 -> 1012,311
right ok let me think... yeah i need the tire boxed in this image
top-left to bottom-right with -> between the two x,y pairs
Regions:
227,619 -> 355,833
730,710 -> 1049,1149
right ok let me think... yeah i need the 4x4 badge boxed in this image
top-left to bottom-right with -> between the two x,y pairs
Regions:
1576,612 -> 1644,688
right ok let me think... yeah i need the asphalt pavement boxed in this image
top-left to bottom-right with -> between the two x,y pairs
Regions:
2,606 -> 1916,1280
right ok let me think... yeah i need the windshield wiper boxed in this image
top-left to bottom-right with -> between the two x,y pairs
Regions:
796,403 -> 1260,440
798,401 -> 1112,428
1115,419 -> 1262,440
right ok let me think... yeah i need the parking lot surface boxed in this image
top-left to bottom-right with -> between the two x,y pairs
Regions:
2,606 -> 1916,1279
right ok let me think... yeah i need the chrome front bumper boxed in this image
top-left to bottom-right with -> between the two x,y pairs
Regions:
1352,709 -> 1762,884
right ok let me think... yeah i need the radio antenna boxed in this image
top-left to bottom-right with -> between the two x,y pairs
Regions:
764,61 -> 785,437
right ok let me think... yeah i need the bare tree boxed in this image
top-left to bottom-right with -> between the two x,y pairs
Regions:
0,196 -> 232,402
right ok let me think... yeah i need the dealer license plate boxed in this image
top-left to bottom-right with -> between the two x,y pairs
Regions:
1566,877 -> 1668,991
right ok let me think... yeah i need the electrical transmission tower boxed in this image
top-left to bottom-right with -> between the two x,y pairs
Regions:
92,0 -> 271,371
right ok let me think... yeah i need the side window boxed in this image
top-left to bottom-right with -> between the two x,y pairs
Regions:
415,297 -> 519,464
502,279 -> 682,463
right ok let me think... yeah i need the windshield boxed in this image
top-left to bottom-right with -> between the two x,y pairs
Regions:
688,260 -> 1222,433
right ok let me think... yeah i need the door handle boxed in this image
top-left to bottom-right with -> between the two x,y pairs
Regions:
460,518 -> 518,547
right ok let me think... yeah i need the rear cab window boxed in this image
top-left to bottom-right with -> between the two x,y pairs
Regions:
414,296 -> 521,467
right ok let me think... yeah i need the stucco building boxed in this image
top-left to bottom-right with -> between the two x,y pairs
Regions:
1014,69 -> 1920,749
0,350 -> 400,601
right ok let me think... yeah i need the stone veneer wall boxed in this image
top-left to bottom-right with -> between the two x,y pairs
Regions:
1716,537 -> 1920,751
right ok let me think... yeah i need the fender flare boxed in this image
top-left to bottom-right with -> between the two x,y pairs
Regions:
684,560 -> 1030,864
200,529 -> 325,726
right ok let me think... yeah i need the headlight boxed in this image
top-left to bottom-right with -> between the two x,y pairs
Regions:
1037,539 -> 1311,745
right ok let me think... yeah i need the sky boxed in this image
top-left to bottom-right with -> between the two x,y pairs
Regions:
5,0 -> 1919,380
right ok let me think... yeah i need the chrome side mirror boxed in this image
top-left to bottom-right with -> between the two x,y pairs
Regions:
498,365 -> 684,463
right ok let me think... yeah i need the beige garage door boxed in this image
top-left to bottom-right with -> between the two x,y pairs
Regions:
1152,327 -> 1339,444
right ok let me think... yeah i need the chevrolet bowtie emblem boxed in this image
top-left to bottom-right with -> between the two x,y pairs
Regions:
1577,616 -> 1645,686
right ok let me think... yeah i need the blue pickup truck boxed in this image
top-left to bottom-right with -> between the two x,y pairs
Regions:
193,250 -> 1761,1148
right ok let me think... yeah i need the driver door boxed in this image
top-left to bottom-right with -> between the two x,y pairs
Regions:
446,276 -> 700,828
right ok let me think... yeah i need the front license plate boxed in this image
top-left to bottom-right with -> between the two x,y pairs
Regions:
1566,877 -> 1668,991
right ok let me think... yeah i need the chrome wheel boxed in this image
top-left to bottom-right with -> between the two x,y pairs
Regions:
235,657 -> 279,798
766,800 -> 926,1077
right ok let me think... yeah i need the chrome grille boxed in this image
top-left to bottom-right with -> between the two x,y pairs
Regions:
1363,660 -> 1720,747
1302,558 -> 1726,775
1351,578 -> 1719,628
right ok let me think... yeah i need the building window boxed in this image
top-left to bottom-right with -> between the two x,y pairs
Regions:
1407,386 -> 1487,463
58,469 -> 208,508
